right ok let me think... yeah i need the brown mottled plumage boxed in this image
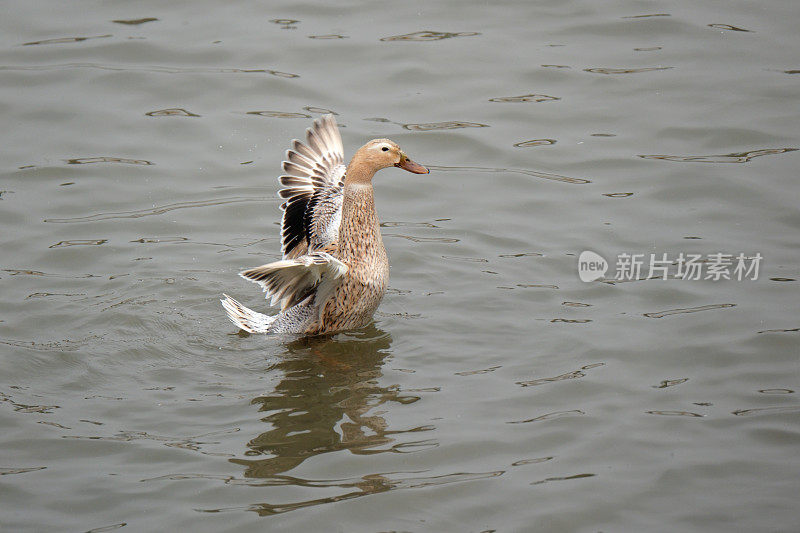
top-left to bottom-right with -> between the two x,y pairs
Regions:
221,115 -> 428,336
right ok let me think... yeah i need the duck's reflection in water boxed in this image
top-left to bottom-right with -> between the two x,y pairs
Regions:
204,326 -> 504,516
230,325 -> 425,480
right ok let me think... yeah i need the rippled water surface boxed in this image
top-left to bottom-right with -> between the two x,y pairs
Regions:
2,1 -> 799,531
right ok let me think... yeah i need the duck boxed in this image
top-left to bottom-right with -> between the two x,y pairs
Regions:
221,114 -> 429,336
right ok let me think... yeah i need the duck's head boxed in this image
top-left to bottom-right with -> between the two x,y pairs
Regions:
352,139 -> 429,176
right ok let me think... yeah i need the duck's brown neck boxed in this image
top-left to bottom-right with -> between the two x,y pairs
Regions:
343,156 -> 376,186
339,181 -> 382,260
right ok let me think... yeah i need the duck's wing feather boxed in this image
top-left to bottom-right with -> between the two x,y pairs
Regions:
239,251 -> 348,312
278,114 -> 346,259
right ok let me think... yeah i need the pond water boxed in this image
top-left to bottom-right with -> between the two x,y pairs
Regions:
1,1 -> 798,531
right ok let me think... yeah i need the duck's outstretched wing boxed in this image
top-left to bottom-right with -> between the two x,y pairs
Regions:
278,114 -> 346,259
239,251 -> 348,312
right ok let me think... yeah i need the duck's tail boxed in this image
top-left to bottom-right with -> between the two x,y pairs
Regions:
220,294 -> 276,334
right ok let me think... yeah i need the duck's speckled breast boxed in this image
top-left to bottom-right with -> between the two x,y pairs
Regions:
319,183 -> 389,332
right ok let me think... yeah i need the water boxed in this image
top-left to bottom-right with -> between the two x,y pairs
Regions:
1,1 -> 798,531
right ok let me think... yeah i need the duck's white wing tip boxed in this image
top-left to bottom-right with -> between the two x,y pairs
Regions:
221,293 -> 276,334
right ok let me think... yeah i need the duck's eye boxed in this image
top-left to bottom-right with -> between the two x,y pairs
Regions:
381,146 -> 389,152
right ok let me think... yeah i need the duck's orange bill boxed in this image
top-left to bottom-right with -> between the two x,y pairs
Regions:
396,157 -> 429,174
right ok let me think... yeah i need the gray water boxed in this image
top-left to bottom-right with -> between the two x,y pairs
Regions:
1,1 -> 799,531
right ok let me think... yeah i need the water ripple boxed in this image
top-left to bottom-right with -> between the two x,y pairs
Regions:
49,239 -> 107,248
85,523 -> 127,533
0,391 -> 60,413
192,470 -> 503,515
0,466 -> 47,475
530,473 -> 595,485
303,106 -> 337,115
622,13 -> 671,18
380,31 -> 480,42
0,63 -> 299,78
508,410 -> 585,424
146,108 -> 200,117
402,121 -> 488,131
732,406 -> 800,417
644,303 -> 736,318
511,457 -> 553,466
517,363 -> 604,387
708,23 -> 752,32
653,378 -> 689,388
62,428 -> 239,457
112,17 -> 158,25
425,165 -> 591,185
386,234 -> 459,243
585,67 -> 673,74
514,139 -> 557,147
247,111 -> 311,118
44,196 -> 273,223
489,94 -> 560,103
22,35 -> 112,46
757,327 -> 799,334
639,148 -> 797,163
455,365 -> 502,376
646,410 -> 704,417
66,156 -> 153,165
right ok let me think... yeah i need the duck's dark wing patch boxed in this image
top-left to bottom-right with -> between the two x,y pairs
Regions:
277,114 -> 346,259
